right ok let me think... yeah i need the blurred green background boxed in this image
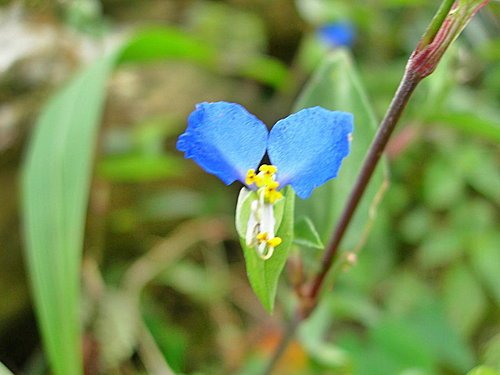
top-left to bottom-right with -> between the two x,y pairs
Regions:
0,0 -> 499,374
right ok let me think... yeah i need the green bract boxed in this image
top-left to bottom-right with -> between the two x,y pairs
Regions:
236,186 -> 295,312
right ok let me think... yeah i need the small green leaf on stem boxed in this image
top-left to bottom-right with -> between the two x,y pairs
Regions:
294,217 -> 324,250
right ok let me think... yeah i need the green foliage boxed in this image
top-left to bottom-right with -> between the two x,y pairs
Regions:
294,217 -> 325,249
6,0 -> 500,374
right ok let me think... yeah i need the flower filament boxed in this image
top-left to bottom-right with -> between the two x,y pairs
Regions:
244,165 -> 283,259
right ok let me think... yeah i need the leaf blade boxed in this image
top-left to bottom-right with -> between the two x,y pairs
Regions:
22,51 -> 119,375
294,50 -> 389,254
20,27 -> 229,375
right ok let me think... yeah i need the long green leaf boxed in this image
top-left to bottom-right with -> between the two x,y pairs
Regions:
294,50 -> 388,252
21,28 -> 224,375
117,27 -> 216,66
22,51 -> 118,375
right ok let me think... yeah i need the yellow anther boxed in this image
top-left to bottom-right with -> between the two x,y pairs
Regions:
256,232 -> 268,242
245,169 -> 257,185
264,181 -> 283,204
266,181 -> 279,190
259,164 -> 278,176
267,190 -> 283,204
267,237 -> 282,248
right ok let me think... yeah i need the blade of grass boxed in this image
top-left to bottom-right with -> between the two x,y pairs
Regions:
22,51 -> 119,375
21,28 -> 223,375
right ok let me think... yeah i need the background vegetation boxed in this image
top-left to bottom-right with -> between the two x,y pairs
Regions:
0,0 -> 499,374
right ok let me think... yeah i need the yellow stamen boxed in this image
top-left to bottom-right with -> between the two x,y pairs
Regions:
256,232 -> 268,242
264,181 -> 283,203
267,237 -> 282,248
259,164 -> 278,176
245,169 -> 257,185
267,181 -> 279,190
267,191 -> 282,204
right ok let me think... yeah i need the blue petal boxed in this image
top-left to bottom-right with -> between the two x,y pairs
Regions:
317,22 -> 355,48
177,102 -> 268,185
268,107 -> 353,199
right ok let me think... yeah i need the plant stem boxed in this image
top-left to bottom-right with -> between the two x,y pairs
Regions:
306,70 -> 421,307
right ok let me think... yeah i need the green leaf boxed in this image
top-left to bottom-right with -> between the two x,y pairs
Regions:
294,216 -> 324,249
117,27 -> 216,66
22,51 -> 118,375
239,187 -> 295,312
20,27 -> 230,375
294,50 -> 388,253
97,154 -> 184,182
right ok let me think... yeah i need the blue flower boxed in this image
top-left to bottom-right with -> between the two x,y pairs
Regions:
177,101 -> 353,200
317,22 -> 355,48
177,101 -> 352,259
